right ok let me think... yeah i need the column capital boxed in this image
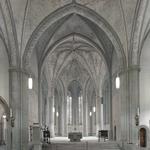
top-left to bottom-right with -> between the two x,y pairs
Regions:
112,65 -> 140,78
127,65 -> 140,73
9,66 -> 29,75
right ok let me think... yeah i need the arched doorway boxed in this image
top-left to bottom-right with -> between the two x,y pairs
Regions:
140,128 -> 146,147
0,96 -> 9,145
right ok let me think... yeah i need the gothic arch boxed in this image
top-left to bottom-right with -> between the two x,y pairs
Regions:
138,28 -> 150,65
40,33 -> 108,72
23,2 -> 126,70
0,1 -> 19,66
0,96 -> 9,118
0,31 -> 10,64
139,125 -> 150,148
130,0 -> 148,65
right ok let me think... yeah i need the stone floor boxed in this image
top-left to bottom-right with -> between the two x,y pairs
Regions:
43,137 -> 120,150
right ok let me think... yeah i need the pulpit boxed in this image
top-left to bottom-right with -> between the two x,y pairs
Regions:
32,123 -> 42,150
68,132 -> 82,142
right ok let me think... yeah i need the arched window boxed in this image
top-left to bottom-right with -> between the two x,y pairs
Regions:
78,95 -> 83,125
67,96 -> 72,125
140,128 -> 147,147
0,96 -> 9,145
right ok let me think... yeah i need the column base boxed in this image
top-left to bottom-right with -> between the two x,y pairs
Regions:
33,143 -> 42,150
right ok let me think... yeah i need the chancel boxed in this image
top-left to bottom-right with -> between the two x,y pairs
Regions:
0,0 -> 150,150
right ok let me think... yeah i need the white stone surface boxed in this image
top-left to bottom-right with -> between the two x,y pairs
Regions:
1,0 -> 150,150
140,33 -> 150,127
0,40 -> 9,103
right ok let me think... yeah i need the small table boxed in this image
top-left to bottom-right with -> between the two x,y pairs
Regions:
68,132 -> 82,142
98,130 -> 108,142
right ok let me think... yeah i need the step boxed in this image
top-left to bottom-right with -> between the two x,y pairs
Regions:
42,142 -> 120,150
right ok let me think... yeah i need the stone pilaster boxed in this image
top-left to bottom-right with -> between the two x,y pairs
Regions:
9,67 -> 29,150
48,87 -> 55,137
21,71 -> 29,150
46,94 -> 50,126
119,72 -> 128,142
96,95 -> 101,134
60,96 -> 65,136
128,66 -> 140,144
63,90 -> 67,136
83,94 -> 88,136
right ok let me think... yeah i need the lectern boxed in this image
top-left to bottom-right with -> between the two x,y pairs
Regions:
98,130 -> 108,142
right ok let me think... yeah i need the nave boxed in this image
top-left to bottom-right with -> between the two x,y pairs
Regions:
1,0 -> 150,150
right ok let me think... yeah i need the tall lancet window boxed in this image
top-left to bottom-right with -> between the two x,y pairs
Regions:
78,95 -> 83,125
67,96 -> 72,125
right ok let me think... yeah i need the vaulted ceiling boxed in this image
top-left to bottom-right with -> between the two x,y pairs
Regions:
1,0 -> 150,94
44,35 -> 106,92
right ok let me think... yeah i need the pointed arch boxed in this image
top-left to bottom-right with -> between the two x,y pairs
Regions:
0,96 -> 9,118
23,2 -> 126,70
129,0 -> 148,65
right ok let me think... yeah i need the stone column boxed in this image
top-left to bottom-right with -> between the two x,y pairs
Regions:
46,94 -> 50,126
57,105 -> 61,136
119,72 -> 128,142
63,90 -> 67,136
60,96 -> 65,136
92,108 -> 96,135
9,67 -> 21,150
83,91 -> 88,136
48,87 -> 55,137
96,95 -> 101,134
21,71 -> 29,150
60,95 -> 65,136
108,81 -> 113,140
128,66 -> 140,144
9,67 -> 29,150
86,98 -> 89,136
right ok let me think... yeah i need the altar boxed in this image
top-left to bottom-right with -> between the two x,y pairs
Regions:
68,132 -> 82,142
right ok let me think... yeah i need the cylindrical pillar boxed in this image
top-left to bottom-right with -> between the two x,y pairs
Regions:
96,96 -> 101,134
49,87 -> 55,137
128,66 -> 140,144
9,67 -> 29,150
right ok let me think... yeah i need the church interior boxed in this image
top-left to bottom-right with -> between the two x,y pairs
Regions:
0,0 -> 150,150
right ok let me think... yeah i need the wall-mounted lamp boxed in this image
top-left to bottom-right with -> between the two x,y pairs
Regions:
28,77 -> 33,89
89,112 -> 92,117
135,107 -> 140,126
2,114 -> 6,119
93,107 -> 96,112
135,114 -> 139,126
53,107 -> 55,113
115,75 -> 120,89
56,112 -> 59,117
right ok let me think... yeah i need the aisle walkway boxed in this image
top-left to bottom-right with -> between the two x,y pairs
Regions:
43,137 -> 120,150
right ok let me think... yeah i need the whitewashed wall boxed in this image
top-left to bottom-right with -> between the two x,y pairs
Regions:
140,33 -> 150,127
0,40 -> 9,104
28,50 -> 39,125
